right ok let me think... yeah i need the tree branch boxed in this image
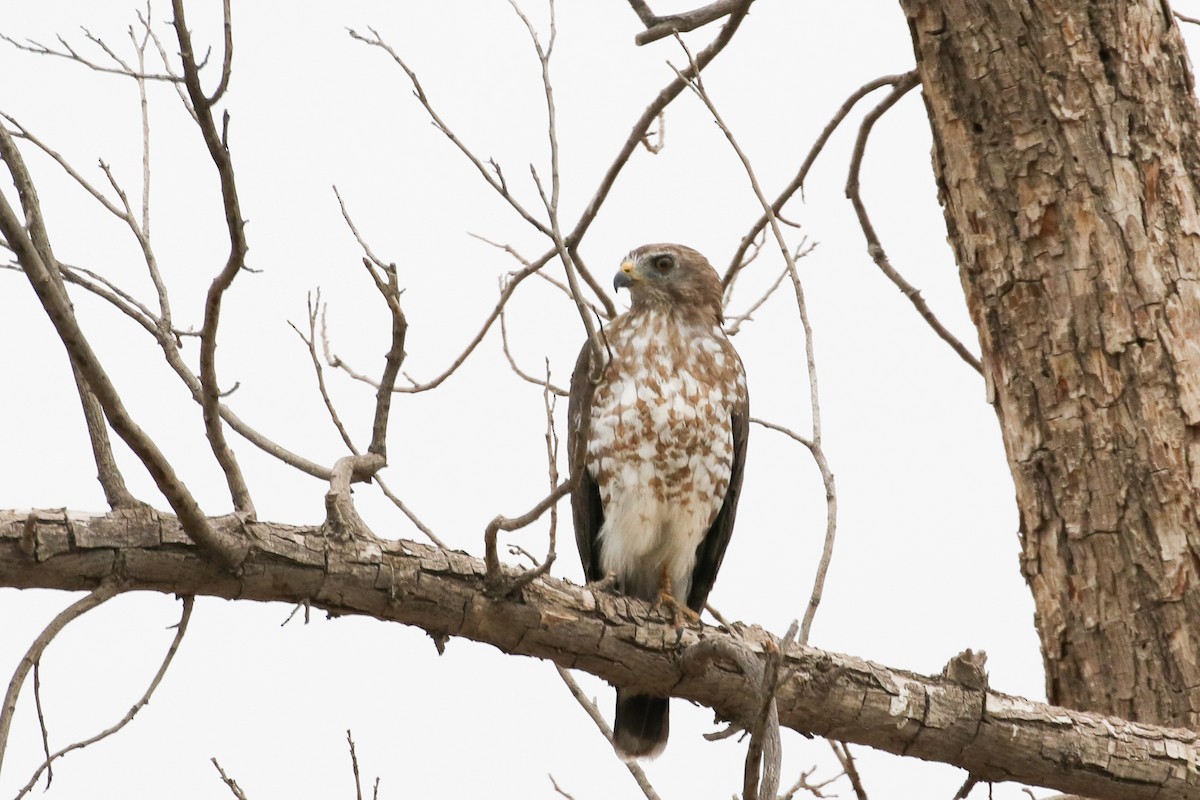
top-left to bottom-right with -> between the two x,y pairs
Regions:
4,509 -> 1199,800
843,71 -> 983,375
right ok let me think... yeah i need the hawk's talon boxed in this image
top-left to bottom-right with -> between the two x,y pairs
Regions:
653,573 -> 701,632
588,571 -> 620,593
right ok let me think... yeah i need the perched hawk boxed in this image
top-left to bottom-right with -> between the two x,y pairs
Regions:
568,243 -> 749,760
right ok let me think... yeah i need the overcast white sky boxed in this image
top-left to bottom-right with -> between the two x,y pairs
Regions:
3,2 -> 1190,799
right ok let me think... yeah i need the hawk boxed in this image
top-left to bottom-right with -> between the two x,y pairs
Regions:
568,243 -> 749,760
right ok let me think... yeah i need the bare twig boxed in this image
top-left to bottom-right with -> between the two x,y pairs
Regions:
549,773 -> 577,799
742,622 -> 795,800
725,242 -> 815,336
342,0 -> 751,394
14,596 -> 195,799
0,126 -> 246,566
779,764 -> 843,800
566,1 -> 752,252
348,26 -> 554,240
31,662 -> 52,788
0,580 -> 121,775
290,293 -> 358,453
830,740 -> 870,800
5,111 -> 327,481
375,475 -> 446,548
555,667 -> 663,800
844,71 -> 983,375
0,30 -> 182,81
483,478 -> 574,591
347,730 -> 364,800
629,0 -> 753,46
212,758 -> 250,800
207,0 -> 234,105
171,0 -> 257,516
671,37 -> 836,646
497,361 -> 565,596
499,295 -> 570,396
723,72 -> 916,289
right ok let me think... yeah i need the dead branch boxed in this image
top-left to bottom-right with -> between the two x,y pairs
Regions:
483,478 -> 573,593
628,0 -> 754,46
212,758 -> 250,800
0,30 -> 182,81
347,730 -> 364,800
499,299 -> 570,396
6,509 -> 1200,800
31,663 -> 50,788
844,71 -> 984,375
0,579 -> 121,775
511,0 -> 606,373
723,72 -> 915,289
348,26 -> 554,240
830,740 -> 870,800
291,293 -> 358,453
725,241 -> 815,336
0,127 -> 246,567
670,38 -> 837,647
171,0 -> 256,516
566,0 -> 751,254
0,114 -> 329,480
555,667 -> 663,800
13,595 -> 194,799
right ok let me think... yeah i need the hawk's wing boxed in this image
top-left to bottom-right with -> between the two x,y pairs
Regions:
568,342 -> 606,583
686,382 -> 749,612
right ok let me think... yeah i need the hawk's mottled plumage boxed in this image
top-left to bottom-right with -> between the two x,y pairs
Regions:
569,243 -> 749,759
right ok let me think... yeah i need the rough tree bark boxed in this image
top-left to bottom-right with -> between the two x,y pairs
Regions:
4,509 -> 1200,800
903,0 -> 1200,727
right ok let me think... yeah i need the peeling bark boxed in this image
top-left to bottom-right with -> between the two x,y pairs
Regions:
903,0 -> 1200,729
3,509 -> 1199,800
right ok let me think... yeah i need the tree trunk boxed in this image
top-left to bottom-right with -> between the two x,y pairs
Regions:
902,0 -> 1200,726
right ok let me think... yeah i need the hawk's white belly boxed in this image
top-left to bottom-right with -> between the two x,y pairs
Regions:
586,309 -> 742,602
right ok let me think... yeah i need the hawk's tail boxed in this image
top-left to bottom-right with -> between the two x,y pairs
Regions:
613,690 -> 669,760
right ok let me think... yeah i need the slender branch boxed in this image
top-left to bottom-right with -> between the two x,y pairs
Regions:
374,476 -> 446,549
290,294 -> 358,453
844,72 -> 983,375
171,0 -> 256,516
670,38 -> 836,646
555,667 -> 663,800
342,0 -> 752,391
499,298 -> 569,396
723,72 -> 916,289
630,0 -> 751,45
830,740 -> 870,800
212,758 -> 250,800
14,595 -> 195,799
348,26 -> 554,239
31,662 -> 51,789
347,730 -> 363,800
0,31 -> 183,81
725,243 -> 815,336
565,0 -> 752,253
331,254 -> 553,394
483,478 -> 574,590
0,128 -> 245,566
0,580 -> 121,775
207,0 -> 234,105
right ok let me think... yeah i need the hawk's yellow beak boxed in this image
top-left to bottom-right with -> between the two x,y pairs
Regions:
614,260 -> 636,291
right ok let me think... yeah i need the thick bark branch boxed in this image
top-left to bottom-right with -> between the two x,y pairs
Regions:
3,509 -> 1198,800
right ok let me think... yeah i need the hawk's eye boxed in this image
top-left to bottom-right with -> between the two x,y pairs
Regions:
652,254 -> 675,274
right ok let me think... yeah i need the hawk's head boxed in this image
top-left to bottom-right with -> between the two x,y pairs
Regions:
614,243 -> 723,320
